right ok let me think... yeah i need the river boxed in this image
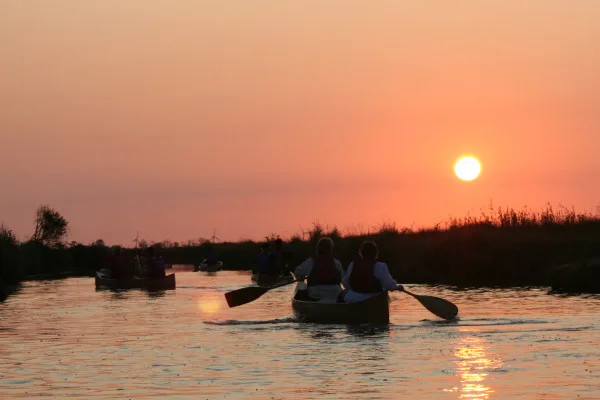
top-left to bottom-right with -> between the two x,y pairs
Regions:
1,269 -> 599,399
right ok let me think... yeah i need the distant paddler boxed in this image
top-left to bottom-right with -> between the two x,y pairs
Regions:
204,245 -> 218,266
255,242 -> 272,275
272,238 -> 288,275
132,250 -> 143,277
294,237 -> 345,302
108,246 -> 130,279
145,246 -> 166,278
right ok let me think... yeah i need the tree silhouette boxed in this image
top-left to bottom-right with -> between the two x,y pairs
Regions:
32,205 -> 69,247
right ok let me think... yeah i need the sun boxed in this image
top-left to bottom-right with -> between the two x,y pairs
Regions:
454,156 -> 481,181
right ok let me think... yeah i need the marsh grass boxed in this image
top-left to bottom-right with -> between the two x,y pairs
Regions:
153,204 -> 600,288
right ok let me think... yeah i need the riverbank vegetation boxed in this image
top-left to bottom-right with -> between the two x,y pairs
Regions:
2,203 -> 600,300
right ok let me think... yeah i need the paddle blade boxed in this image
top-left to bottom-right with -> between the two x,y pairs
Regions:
225,286 -> 269,308
407,292 -> 459,320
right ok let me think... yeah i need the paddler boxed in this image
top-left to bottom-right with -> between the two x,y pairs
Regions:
295,237 -> 345,301
341,241 -> 403,303
145,246 -> 166,278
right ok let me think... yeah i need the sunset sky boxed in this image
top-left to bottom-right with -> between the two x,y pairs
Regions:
2,1 -> 600,245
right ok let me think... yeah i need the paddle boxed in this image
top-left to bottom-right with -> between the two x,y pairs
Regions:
225,278 -> 300,308
398,287 -> 458,320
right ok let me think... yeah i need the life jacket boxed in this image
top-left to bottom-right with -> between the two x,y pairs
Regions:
307,255 -> 341,286
349,259 -> 382,293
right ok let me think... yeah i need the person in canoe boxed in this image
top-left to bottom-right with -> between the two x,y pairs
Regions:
341,241 -> 403,303
204,245 -> 217,266
294,237 -> 345,301
108,247 -> 129,279
132,250 -> 143,277
145,246 -> 166,278
255,242 -> 273,275
272,238 -> 288,275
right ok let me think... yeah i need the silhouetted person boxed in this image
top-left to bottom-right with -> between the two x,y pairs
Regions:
271,238 -> 286,275
295,237 -> 344,301
145,247 -> 165,278
132,250 -> 143,277
342,241 -> 402,303
109,247 -> 128,279
256,242 -> 272,274
205,245 -> 217,266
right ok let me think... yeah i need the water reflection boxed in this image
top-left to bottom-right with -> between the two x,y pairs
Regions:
346,324 -> 391,338
446,331 -> 502,399
109,291 -> 128,300
145,290 -> 166,298
197,290 -> 224,317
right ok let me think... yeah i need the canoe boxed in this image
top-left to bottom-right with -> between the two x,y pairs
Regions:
194,261 -> 223,272
95,271 -> 176,291
251,272 -> 295,287
292,290 -> 390,324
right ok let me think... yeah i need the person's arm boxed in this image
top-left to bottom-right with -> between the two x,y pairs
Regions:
294,258 -> 313,279
342,262 -> 354,289
374,262 -> 398,291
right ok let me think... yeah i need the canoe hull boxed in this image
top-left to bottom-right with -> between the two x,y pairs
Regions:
251,272 -> 294,287
292,291 -> 390,324
95,273 -> 176,291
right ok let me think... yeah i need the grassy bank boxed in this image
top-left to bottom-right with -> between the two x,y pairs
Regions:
2,204 -> 600,300
130,205 -> 600,291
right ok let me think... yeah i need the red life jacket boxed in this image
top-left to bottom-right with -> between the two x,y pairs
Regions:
349,259 -> 382,293
307,255 -> 341,286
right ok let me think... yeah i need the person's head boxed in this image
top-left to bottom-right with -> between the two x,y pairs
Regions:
316,237 -> 334,256
274,238 -> 283,250
359,241 -> 378,261
112,246 -> 122,256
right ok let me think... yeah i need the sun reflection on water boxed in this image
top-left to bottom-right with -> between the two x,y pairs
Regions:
444,330 -> 503,399
196,290 -> 223,316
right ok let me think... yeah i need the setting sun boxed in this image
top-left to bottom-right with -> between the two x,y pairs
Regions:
454,156 -> 481,181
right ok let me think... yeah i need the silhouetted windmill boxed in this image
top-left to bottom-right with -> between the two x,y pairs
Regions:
132,231 -> 140,249
210,229 -> 220,244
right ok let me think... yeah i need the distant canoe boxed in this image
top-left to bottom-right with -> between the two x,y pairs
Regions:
292,290 -> 390,324
95,272 -> 176,291
251,272 -> 295,287
194,261 -> 223,272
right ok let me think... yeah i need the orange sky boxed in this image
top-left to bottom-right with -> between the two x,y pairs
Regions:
1,1 -> 600,245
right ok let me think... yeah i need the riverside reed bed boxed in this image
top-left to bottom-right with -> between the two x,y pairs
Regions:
2,204 -> 600,300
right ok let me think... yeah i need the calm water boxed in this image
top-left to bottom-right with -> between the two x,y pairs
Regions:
1,269 -> 600,399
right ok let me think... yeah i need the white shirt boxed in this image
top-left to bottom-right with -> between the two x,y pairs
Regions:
342,261 -> 398,303
294,257 -> 345,300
